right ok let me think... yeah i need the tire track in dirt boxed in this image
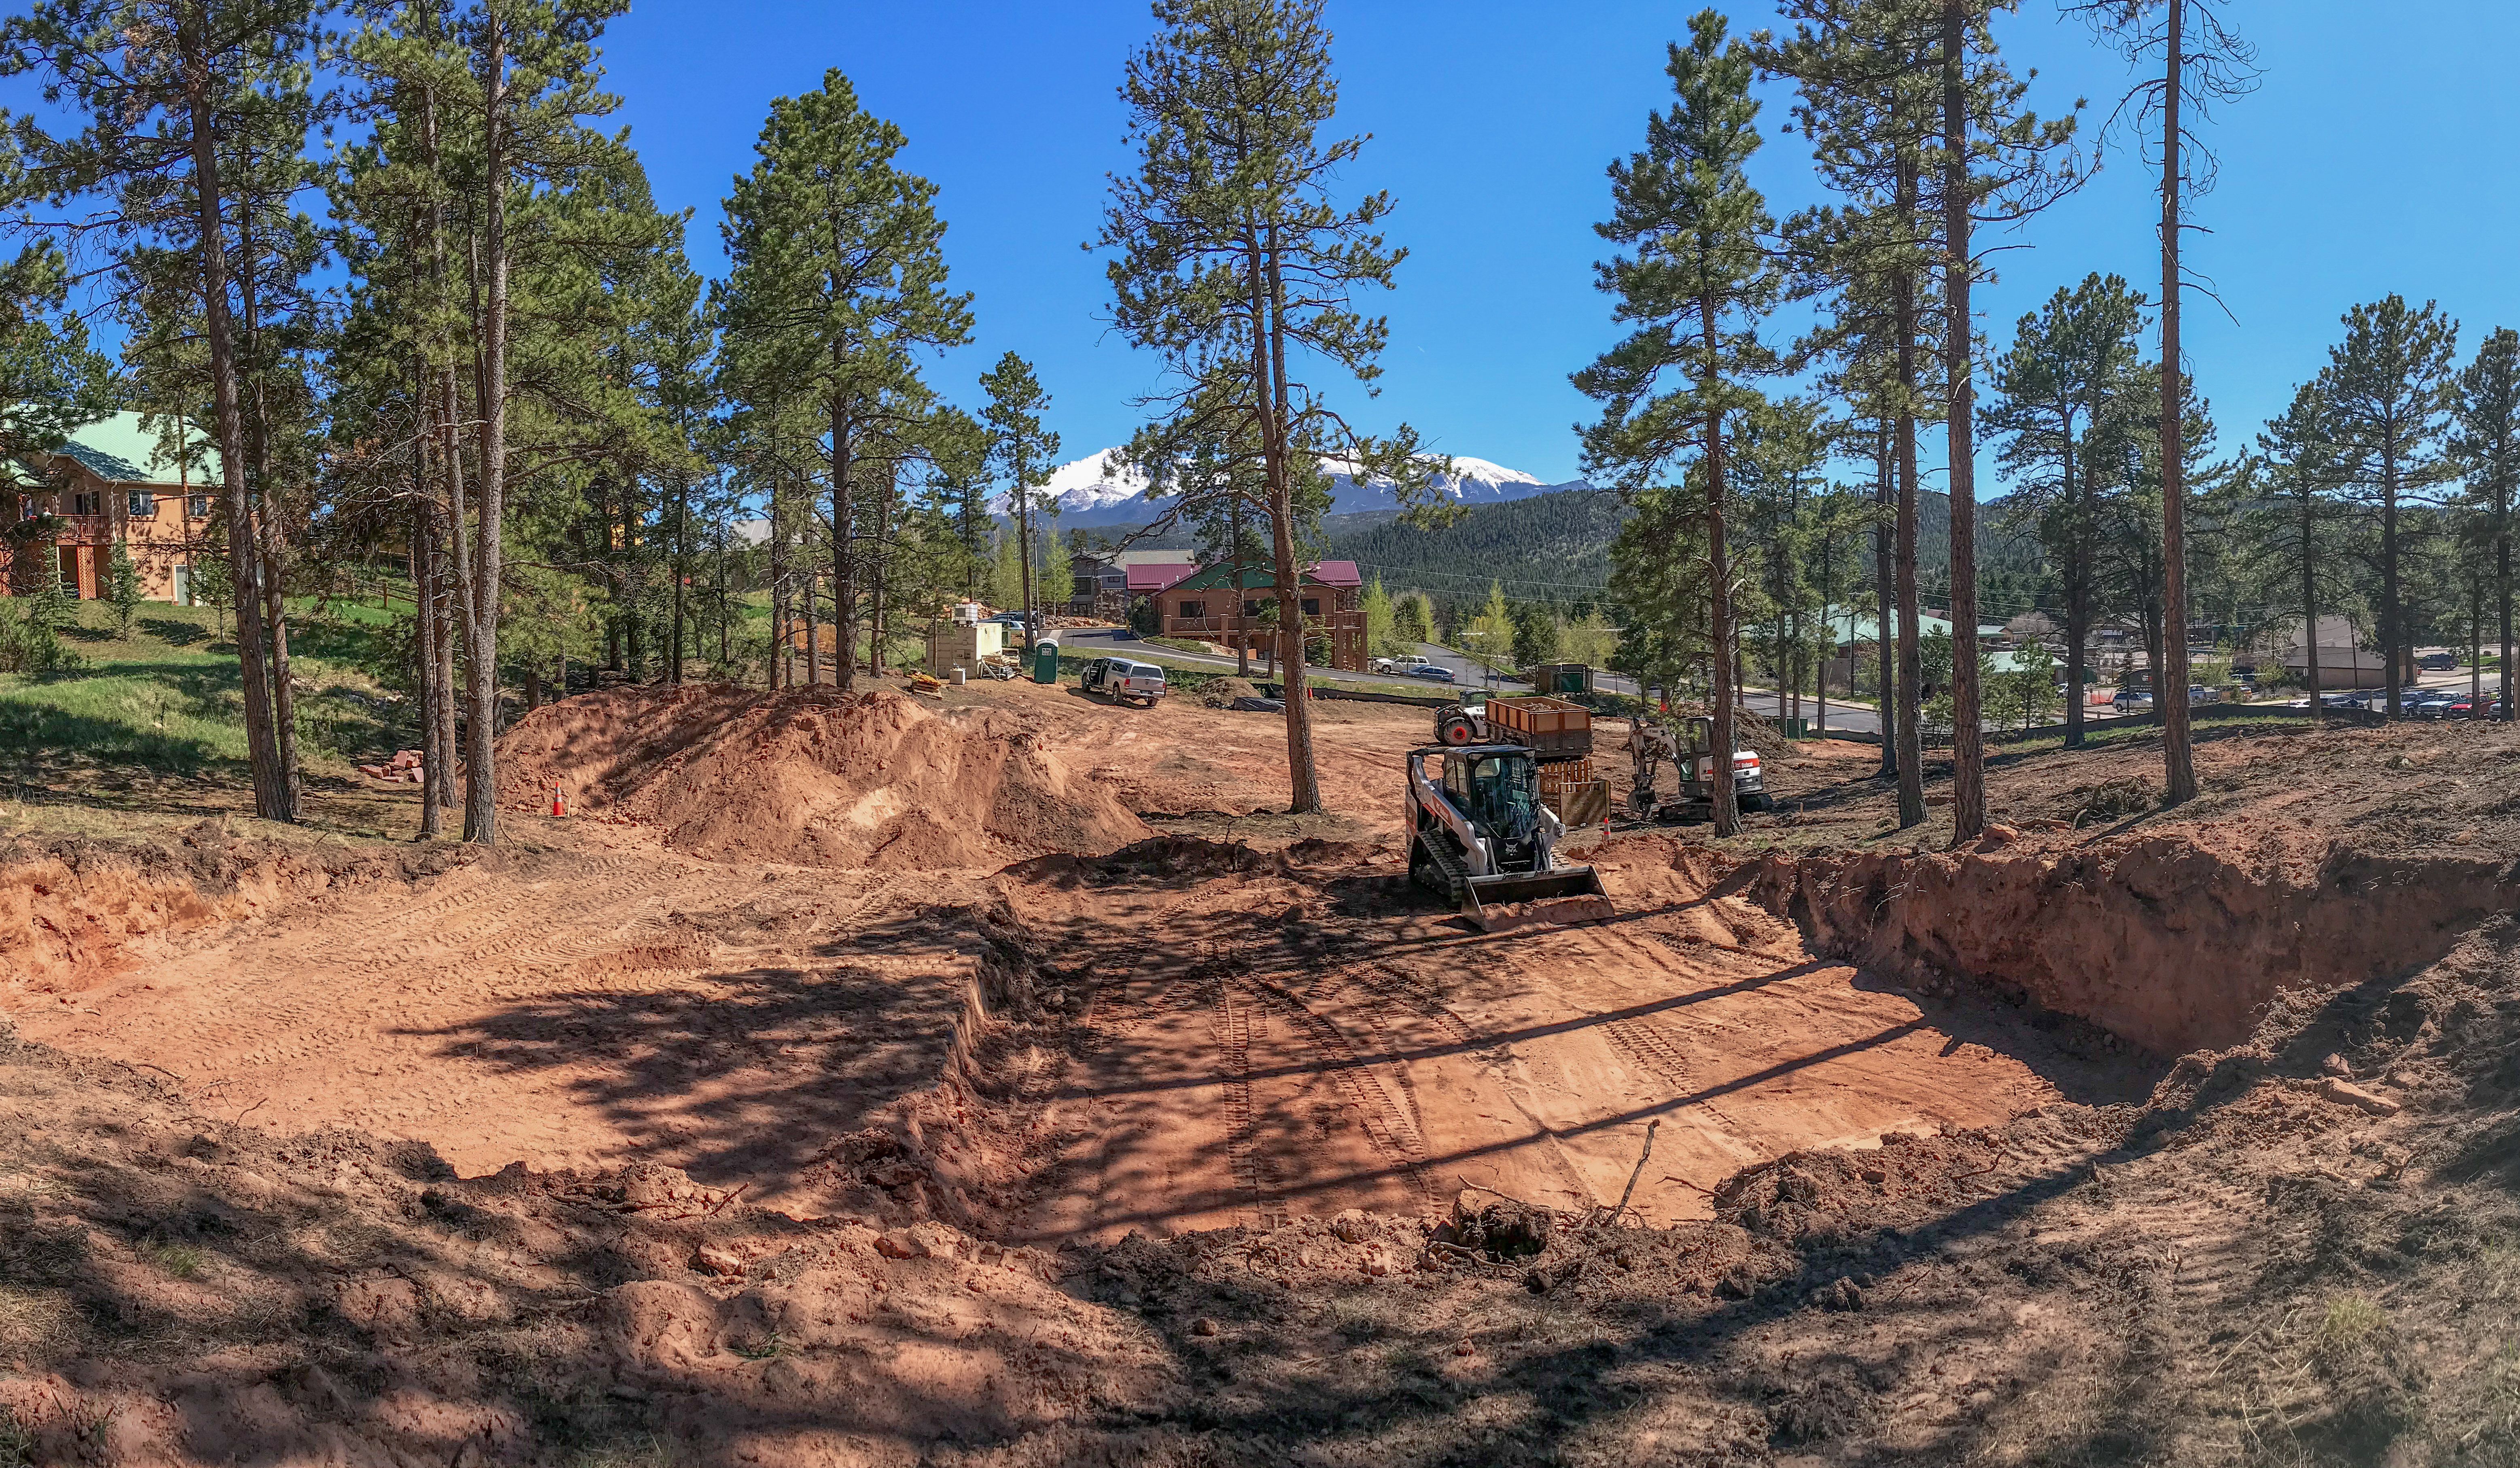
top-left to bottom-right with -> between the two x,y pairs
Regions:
1237,970 -> 1436,1212
1212,982 -> 1281,1228
1599,1014 -> 1695,1096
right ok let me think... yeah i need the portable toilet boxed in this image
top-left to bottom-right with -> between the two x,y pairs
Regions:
1033,640 -> 1061,684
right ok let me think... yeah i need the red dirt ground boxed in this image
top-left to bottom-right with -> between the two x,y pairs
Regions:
4,684 -> 2129,1246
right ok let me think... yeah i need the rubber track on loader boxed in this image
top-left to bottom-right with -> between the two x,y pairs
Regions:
1413,833 -> 1470,909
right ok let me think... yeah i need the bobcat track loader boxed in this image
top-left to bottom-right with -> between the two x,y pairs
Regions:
1404,744 -> 1614,933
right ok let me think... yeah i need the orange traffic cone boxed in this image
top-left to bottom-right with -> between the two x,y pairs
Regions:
549,783 -> 566,818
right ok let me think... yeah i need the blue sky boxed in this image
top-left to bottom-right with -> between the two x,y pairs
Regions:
590,0 -> 2520,493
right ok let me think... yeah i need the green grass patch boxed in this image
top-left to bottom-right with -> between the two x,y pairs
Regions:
0,598 -> 403,790
134,1239 -> 206,1279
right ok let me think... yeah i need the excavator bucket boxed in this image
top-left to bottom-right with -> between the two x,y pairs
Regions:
1462,864 -> 1616,934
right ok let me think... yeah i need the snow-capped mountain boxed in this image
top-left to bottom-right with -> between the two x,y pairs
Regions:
1009,446 -> 1580,526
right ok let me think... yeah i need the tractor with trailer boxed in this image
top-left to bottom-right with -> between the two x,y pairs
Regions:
1404,743 -> 1614,932
1434,694 -> 1593,758
1625,714 -> 1770,821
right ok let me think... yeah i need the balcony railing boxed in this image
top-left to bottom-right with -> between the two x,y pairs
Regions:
55,513 -> 110,544
1163,609 -> 1366,637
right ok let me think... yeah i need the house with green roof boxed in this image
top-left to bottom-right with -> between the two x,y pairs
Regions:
6,411 -> 223,602
1150,559 -> 1368,670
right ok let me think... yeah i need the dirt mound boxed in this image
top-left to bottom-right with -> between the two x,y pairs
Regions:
1196,675 -> 1264,708
496,683 -> 1150,870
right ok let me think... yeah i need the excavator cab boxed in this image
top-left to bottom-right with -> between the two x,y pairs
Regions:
1628,715 -> 1769,822
1406,745 -> 1614,932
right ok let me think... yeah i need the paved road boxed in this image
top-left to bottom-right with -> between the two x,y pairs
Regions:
1408,643 -> 1892,736
1052,626 -> 1443,695
1059,630 -> 2508,732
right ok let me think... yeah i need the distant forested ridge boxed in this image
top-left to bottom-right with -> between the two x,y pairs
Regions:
1327,488 -> 1627,601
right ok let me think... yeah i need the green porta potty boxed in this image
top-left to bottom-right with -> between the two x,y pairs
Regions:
1033,641 -> 1061,684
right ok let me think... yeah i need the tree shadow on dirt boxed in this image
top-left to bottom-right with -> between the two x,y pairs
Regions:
390,911 -> 976,1201
0,1027 -> 1143,1468
1057,946 -> 2494,1466
1000,851 -> 2158,1245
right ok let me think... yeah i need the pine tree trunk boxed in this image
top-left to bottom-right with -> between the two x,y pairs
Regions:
829,387 -> 854,691
2063,422 -> 2088,749
181,25 -> 289,824
769,476 -> 787,689
670,473 -> 687,684
871,461 -> 897,677
1874,420 -> 1896,781
1893,152 -> 1926,827
431,439 -> 459,812
412,492 -> 442,838
2303,486 -> 2321,721
1704,296 -> 1737,837
2472,577 -> 2484,713
2500,531 -> 2512,719
1941,0 -> 1985,844
1258,229 -> 1321,815
461,15 -> 508,845
2382,452 -> 2400,720
236,210 -> 301,817
801,560 -> 819,685
2158,0 -> 2198,802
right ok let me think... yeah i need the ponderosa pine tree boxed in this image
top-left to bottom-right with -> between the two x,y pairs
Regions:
720,70 -> 971,692
2321,297 -> 2458,723
0,0 -> 325,822
2247,383 -> 2344,714
1763,0 -> 1943,826
2068,0 -> 2258,802
1100,0 -> 1432,815
1981,273 -> 2146,748
1930,0 -> 2077,842
2453,328 -> 2520,719
980,353 -> 1058,651
1577,9 -> 1780,836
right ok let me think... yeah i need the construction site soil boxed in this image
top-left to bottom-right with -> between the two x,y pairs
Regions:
5,683 -> 2520,1465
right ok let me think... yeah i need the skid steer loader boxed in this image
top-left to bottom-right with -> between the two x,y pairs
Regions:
1405,743 -> 1614,933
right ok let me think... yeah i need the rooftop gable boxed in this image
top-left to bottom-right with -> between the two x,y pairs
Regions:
41,411 -> 223,488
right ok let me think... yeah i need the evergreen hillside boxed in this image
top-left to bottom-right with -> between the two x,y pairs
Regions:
1078,484 -> 2049,611
1327,488 -> 1626,602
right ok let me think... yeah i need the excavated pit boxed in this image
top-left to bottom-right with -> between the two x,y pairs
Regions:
1744,828 -> 2520,1055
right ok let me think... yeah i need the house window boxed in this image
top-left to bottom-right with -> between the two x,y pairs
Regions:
1243,599 -> 1263,618
187,494 -> 210,518
1178,599 -> 1205,620
1300,598 -> 1321,617
128,490 -> 154,517
70,491 -> 100,515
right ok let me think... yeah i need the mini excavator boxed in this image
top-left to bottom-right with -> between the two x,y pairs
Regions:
1625,714 -> 1770,822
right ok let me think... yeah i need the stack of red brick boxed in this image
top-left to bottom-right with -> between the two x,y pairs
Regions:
357,749 -> 424,783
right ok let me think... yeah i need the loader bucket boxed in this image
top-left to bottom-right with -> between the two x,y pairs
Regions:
1462,865 -> 1616,934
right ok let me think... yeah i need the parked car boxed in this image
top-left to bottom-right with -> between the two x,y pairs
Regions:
2416,651 -> 2459,671
2111,688 -> 2153,711
1404,664 -> 1459,684
1080,657 -> 1167,707
1372,653 -> 1434,675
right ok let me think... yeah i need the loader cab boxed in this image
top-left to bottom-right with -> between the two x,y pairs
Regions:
1439,746 -> 1543,863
